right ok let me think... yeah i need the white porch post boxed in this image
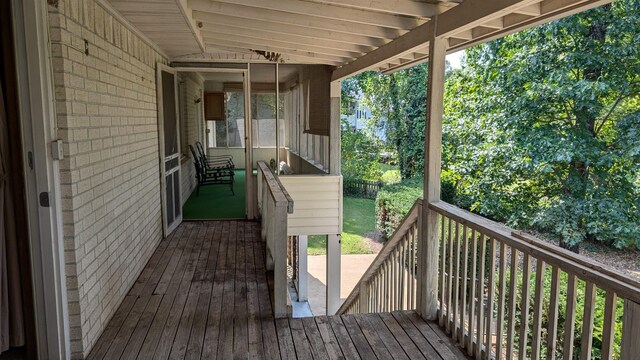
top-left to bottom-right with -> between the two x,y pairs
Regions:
326,80 -> 342,315
329,81 -> 341,175
297,235 -> 308,301
418,18 -> 447,320
327,234 -> 341,315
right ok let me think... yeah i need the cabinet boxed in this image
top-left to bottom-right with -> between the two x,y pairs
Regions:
204,92 -> 225,120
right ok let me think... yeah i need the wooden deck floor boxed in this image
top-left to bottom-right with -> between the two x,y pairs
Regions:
87,221 -> 467,360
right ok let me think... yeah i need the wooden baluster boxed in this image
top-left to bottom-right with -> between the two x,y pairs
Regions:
359,280 -> 370,313
485,238 -> 497,360
453,222 -> 461,342
547,266 -> 561,360
496,243 -> 507,360
385,261 -> 390,311
580,282 -> 596,360
621,300 -> 640,360
447,219 -> 454,334
411,224 -> 421,309
440,216 -> 447,325
563,274 -> 577,360
475,234 -> 486,360
506,249 -> 519,360
467,229 -> 478,355
518,253 -> 531,360
391,250 -> 396,311
600,291 -> 617,360
531,260 -> 546,360
410,226 -> 415,308
460,224 -> 469,346
400,238 -> 409,310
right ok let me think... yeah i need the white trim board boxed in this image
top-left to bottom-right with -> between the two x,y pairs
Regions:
12,0 -> 70,358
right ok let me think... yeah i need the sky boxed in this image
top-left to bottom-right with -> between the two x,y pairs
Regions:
446,50 -> 464,69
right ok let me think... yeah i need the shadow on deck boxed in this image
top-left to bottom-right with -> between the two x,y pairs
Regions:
87,221 -> 467,359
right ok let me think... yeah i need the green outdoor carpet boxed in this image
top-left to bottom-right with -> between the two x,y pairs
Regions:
182,169 -> 246,220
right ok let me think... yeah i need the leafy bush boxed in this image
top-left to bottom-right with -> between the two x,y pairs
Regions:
375,174 -> 459,238
376,177 -> 423,238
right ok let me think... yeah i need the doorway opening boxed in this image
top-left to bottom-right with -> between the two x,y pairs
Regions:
1,1 -> 38,358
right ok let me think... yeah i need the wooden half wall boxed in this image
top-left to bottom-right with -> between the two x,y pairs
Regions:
278,175 -> 343,236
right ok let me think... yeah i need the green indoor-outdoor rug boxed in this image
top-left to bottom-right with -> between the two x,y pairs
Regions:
182,169 -> 246,220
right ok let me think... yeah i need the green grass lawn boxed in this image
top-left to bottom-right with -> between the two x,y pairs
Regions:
308,196 -> 377,255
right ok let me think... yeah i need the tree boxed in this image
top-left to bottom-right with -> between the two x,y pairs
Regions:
444,0 -> 640,249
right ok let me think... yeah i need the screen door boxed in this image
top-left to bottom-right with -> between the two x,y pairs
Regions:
157,64 -> 181,235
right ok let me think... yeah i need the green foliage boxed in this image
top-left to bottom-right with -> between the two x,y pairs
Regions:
341,119 -> 383,180
352,0 -> 640,249
356,65 -> 428,179
308,197 -> 377,255
375,177 -> 423,238
443,0 -> 640,249
504,267 -> 624,359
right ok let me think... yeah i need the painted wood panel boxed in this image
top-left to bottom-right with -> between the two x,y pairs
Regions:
279,175 -> 342,236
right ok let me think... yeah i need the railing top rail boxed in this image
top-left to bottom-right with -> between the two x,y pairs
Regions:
257,161 -> 294,213
338,198 -> 422,314
429,200 -> 640,303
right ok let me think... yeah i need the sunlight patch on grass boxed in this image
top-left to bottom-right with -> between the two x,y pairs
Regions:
308,197 -> 377,255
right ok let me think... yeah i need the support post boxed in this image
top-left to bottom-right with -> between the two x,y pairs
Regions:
298,235 -> 308,302
621,300 -> 640,360
418,17 -> 447,321
329,81 -> 341,175
327,234 -> 341,315
273,203 -> 289,318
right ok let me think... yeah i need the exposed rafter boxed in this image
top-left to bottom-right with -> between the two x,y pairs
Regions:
190,0 -> 423,29
333,0 -> 612,80
301,0 -> 457,18
188,0 -> 405,39
201,31 -> 362,58
192,11 -> 387,47
199,24 -> 374,54
175,0 -> 205,52
203,39 -> 348,64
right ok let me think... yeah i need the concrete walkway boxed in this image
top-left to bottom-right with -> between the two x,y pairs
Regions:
307,254 -> 377,315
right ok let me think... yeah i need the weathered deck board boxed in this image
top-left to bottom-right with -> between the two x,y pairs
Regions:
87,220 -> 468,360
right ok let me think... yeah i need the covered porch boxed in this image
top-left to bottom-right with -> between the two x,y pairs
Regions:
85,220 -> 467,359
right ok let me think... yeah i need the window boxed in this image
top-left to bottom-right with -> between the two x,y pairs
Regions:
207,92 -> 245,148
251,93 -> 285,148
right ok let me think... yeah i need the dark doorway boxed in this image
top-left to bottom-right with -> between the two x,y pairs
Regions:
0,1 -> 38,359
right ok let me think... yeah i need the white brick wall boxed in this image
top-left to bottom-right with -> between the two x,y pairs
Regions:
48,0 -> 167,357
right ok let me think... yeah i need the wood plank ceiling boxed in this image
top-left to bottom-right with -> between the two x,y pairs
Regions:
107,0 -> 457,67
107,0 -> 601,74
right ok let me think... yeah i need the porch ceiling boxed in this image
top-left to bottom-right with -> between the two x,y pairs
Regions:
106,0 -> 611,75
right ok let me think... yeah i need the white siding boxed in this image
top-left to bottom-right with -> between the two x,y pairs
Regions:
279,175 -> 342,236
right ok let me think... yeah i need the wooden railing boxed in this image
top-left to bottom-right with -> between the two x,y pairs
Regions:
257,161 -> 294,318
338,198 -> 640,360
338,199 -> 422,315
430,201 -> 640,360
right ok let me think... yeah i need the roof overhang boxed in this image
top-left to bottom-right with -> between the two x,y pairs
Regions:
104,0 -> 613,79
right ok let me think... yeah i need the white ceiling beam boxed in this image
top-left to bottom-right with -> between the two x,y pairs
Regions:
192,0 -> 422,29
203,38 -> 349,64
201,31 -> 363,58
199,26 -> 373,54
188,0 -> 404,39
435,0 -> 542,37
175,0 -> 205,52
300,0 -> 455,18
513,3 -> 543,15
446,0 -> 612,52
192,11 -> 387,48
333,0 -> 609,80
331,21 -> 435,80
